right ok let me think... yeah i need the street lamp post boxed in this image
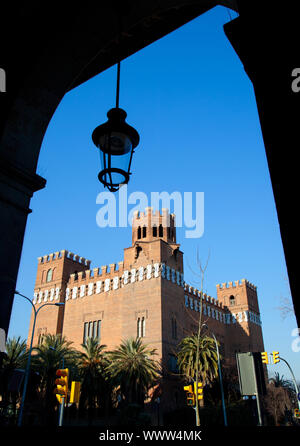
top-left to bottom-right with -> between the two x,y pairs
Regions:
202,324 -> 228,426
15,290 -> 64,426
279,356 -> 300,411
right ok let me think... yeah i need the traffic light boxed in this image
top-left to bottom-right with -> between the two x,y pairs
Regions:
261,352 -> 269,364
184,385 -> 195,407
193,382 -> 203,400
54,368 -> 69,404
294,408 -> 300,418
186,392 -> 195,406
272,351 -> 280,364
69,381 -> 81,404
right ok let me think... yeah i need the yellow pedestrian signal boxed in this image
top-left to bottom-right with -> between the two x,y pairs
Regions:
70,381 -> 81,404
272,351 -> 280,364
261,352 -> 269,364
294,408 -> 300,418
183,385 -> 193,393
193,382 -> 203,400
54,368 -> 69,404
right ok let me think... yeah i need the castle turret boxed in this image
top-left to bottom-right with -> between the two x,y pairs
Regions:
28,249 -> 90,347
132,207 -> 177,245
216,279 -> 265,358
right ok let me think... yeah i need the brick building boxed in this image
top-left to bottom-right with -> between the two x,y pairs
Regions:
28,208 -> 265,411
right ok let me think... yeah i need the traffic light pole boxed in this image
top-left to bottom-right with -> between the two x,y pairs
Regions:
58,397 -> 65,427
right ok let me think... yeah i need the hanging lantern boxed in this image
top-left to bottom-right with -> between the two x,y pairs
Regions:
92,106 -> 140,192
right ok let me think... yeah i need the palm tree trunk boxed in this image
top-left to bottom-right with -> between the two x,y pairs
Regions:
195,251 -> 209,427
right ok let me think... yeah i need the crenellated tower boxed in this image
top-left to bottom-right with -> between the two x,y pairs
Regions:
28,250 -> 90,347
216,279 -> 265,359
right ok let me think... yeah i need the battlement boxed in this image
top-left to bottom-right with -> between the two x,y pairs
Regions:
132,207 -> 175,227
68,260 -> 125,284
132,208 -> 177,245
37,249 -> 91,268
216,278 -> 257,292
183,283 -> 224,309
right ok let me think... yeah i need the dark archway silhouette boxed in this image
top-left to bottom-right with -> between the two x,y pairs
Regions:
0,1 -> 299,345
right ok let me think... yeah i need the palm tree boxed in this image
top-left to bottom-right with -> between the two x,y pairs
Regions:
0,337 -> 29,416
269,372 -> 293,390
106,337 -> 160,406
77,338 -> 108,418
177,334 -> 219,384
31,334 -> 79,424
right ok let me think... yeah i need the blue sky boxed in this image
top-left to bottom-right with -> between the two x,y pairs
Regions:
8,6 -> 299,382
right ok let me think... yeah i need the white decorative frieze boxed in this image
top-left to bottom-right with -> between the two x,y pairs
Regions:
80,284 -> 85,297
88,283 -> 94,296
96,281 -> 102,294
123,271 -> 129,285
50,288 -> 55,301
55,287 -> 60,300
166,266 -> 170,280
72,287 -> 78,299
171,268 -> 175,283
33,292 -> 37,304
113,276 -> 119,290
104,278 -> 110,292
185,295 -> 189,308
138,267 -> 144,281
38,292 -> 43,303
154,263 -> 160,278
131,269 -> 136,283
65,288 -> 70,300
146,264 -> 152,280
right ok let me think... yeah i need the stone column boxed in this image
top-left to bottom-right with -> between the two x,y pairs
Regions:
0,157 -> 46,339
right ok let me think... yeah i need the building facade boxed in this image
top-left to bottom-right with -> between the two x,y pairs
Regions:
28,208 -> 265,411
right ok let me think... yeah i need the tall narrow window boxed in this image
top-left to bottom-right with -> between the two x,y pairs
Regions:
141,317 -> 145,337
88,321 -> 93,338
137,318 -> 141,338
159,224 -> 163,237
83,322 -> 88,344
153,225 -> 157,237
93,321 -> 97,339
137,226 -> 141,239
97,320 -> 102,341
142,226 -> 147,238
46,269 -> 53,282
229,295 -> 236,306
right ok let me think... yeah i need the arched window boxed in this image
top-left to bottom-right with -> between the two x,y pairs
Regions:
137,318 -> 141,338
137,226 -> 141,239
159,224 -> 163,237
46,268 -> 53,282
229,295 -> 236,306
137,317 -> 145,338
